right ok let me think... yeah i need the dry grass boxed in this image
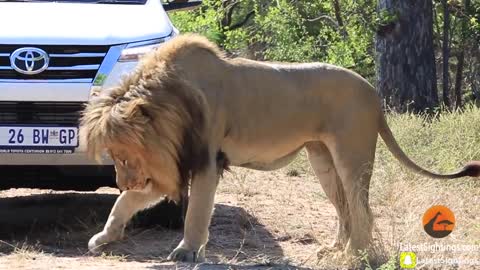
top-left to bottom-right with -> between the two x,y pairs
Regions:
1,107 -> 480,269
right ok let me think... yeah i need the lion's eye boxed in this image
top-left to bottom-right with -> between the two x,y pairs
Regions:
116,158 -> 127,166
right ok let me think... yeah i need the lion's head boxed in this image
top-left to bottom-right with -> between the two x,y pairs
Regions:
80,35 -> 216,200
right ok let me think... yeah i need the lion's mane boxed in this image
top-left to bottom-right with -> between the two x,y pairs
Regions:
80,34 -> 221,197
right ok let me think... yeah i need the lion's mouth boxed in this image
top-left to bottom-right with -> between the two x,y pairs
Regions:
138,177 -> 152,189
145,178 -> 152,186
122,178 -> 152,191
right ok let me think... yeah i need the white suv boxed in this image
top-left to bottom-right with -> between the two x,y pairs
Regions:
0,0 -> 200,189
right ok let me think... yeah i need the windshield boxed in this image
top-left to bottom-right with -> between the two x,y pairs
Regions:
0,0 -> 148,4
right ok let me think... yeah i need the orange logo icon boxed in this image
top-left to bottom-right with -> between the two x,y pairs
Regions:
422,205 -> 455,238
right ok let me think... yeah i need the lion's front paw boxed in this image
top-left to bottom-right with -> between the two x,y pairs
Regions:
167,245 -> 205,262
88,230 -> 123,253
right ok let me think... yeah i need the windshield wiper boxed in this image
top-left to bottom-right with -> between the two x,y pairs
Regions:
0,0 -> 50,2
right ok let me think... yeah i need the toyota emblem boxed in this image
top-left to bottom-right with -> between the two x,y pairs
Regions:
10,47 -> 49,75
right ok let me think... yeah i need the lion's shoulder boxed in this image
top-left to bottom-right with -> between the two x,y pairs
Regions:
155,34 -> 225,64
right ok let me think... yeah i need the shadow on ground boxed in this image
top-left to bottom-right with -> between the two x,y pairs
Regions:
0,192 -> 302,268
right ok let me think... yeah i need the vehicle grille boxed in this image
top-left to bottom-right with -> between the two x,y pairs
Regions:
0,45 -> 109,81
0,102 -> 85,125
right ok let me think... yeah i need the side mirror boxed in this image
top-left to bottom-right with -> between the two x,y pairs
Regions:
163,0 -> 202,12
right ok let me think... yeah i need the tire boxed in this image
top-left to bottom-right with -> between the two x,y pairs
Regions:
0,165 -> 116,191
0,165 -> 188,229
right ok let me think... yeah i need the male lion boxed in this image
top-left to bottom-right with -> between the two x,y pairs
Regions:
80,34 -> 480,262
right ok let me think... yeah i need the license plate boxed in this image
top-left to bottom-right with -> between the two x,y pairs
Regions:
0,126 -> 78,154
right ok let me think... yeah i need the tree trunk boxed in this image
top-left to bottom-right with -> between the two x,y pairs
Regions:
332,0 -> 348,38
442,0 -> 451,107
375,0 -> 438,113
454,0 -> 471,109
455,52 -> 465,109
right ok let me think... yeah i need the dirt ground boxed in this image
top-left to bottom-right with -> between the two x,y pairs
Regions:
0,153 -> 478,269
0,163 -> 344,270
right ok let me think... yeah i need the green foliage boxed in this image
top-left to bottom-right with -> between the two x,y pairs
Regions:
169,0 -> 224,43
360,250 -> 398,270
375,9 -> 399,28
170,0 -> 377,80
251,1 -> 318,62
169,0 -> 478,98
375,256 -> 398,270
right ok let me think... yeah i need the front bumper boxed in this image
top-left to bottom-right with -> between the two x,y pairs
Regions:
0,149 -> 110,165
0,46 -> 138,166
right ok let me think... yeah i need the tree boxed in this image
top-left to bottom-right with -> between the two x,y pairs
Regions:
332,0 -> 348,38
375,0 -> 439,112
454,0 -> 471,109
441,0 -> 451,107
170,0 -> 477,109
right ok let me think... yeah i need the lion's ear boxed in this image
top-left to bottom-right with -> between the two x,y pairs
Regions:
124,99 -> 150,120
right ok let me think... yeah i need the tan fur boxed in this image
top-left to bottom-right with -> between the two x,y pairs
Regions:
80,34 -> 479,261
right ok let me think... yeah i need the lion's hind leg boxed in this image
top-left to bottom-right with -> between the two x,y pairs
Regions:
306,142 -> 350,250
325,133 -> 376,256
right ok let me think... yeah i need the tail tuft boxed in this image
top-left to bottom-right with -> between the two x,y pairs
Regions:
460,161 -> 480,177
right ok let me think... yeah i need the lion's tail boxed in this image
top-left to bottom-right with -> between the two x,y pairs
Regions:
378,113 -> 480,179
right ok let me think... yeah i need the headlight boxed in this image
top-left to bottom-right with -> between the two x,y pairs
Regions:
118,32 -> 176,62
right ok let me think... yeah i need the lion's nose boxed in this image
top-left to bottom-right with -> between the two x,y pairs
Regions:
116,179 -> 131,191
117,184 -> 129,191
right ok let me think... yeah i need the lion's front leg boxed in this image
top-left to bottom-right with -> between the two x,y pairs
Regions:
88,190 -> 162,253
168,161 -> 218,262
